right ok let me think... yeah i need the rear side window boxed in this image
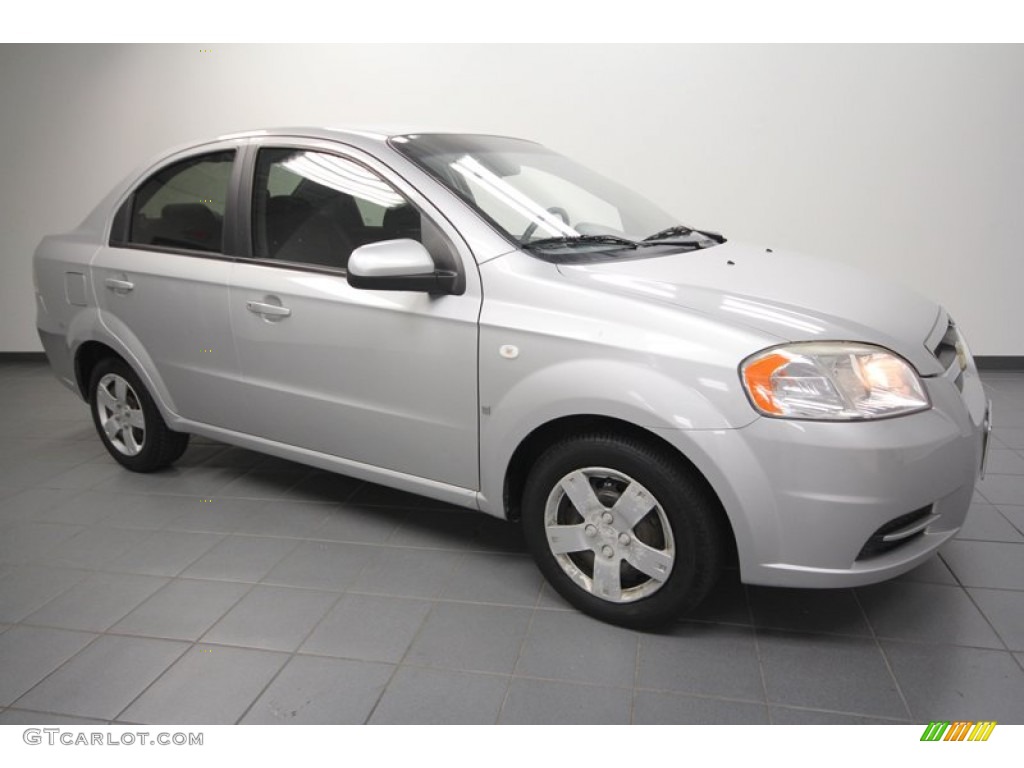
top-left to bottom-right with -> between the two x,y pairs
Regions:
113,150 -> 235,254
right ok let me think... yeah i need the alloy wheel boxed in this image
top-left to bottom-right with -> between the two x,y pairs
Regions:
543,466 -> 675,603
95,373 -> 146,456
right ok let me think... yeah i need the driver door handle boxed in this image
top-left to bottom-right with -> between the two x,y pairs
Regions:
246,300 -> 292,318
104,277 -> 135,293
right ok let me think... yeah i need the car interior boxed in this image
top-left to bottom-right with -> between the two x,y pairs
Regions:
257,182 -> 423,270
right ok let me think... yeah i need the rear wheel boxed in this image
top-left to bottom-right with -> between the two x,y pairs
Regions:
522,434 -> 724,628
89,358 -> 189,472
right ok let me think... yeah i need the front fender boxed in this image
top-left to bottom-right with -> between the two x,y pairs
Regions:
478,358 -> 754,515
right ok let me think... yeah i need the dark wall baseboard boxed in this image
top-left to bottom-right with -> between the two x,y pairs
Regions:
0,352 -> 46,362
975,356 -> 1024,371
2,351 -> 1022,369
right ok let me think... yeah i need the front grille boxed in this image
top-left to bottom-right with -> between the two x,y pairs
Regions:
932,320 -> 959,371
856,506 -> 933,560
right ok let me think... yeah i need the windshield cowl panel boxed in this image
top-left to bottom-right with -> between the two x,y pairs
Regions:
527,242 -> 710,265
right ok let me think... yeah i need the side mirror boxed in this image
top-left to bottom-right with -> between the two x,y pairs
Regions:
347,239 -> 458,295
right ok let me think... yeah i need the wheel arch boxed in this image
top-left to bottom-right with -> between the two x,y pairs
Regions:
500,413 -> 737,563
74,340 -> 124,400
68,315 -> 180,423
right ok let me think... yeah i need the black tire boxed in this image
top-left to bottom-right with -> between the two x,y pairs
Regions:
522,433 -> 724,628
88,357 -> 189,472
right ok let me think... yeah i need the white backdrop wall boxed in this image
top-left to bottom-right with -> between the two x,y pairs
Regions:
1,44 -> 1021,354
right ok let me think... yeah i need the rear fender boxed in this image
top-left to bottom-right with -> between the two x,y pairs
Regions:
72,309 -> 181,424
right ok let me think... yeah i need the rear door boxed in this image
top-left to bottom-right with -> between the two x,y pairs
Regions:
92,142 -> 248,429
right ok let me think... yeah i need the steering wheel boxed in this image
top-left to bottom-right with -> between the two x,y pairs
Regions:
521,207 -> 570,242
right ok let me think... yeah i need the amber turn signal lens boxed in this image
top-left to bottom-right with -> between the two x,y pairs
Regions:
742,352 -> 789,415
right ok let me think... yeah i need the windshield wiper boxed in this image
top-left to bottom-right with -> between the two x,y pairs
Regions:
642,225 -> 726,245
643,225 -> 693,242
524,234 -> 639,250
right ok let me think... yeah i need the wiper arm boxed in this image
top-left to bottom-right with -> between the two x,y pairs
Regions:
524,234 -> 639,250
643,225 -> 694,242
642,225 -> 726,245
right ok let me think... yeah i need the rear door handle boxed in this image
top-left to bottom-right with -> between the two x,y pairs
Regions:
246,300 -> 292,319
104,277 -> 134,293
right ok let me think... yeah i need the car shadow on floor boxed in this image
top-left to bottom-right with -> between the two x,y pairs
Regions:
174,439 -> 528,554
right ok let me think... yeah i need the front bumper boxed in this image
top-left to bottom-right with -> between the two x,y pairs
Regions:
661,353 -> 990,589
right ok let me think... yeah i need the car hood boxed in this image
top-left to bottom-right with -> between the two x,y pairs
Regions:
556,240 -> 945,375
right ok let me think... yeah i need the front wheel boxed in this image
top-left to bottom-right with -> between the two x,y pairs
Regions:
89,358 -> 189,472
522,434 -> 725,628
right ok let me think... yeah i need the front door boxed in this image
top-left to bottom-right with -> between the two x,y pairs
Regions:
228,144 -> 481,490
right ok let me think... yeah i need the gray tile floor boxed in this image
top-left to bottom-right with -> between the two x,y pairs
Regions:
1,360 -> 1022,725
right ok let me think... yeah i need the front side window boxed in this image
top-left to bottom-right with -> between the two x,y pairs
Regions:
124,150 -> 235,253
252,148 -> 454,271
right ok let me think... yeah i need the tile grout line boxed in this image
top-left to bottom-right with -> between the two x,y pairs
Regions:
5,629 -> 130,718
629,630 -> 642,725
110,524 -> 232,579
229,478 -> 374,726
5,570 -> 570,626
180,522 -> 309,585
105,639 -> 196,724
959,586 -> 1017,656
991,505 -> 1024,538
195,505 -> 346,725
0,566 -> 94,628
495,584 -> 545,724
767,703 -> 913,724
105,571 -> 264,724
17,516 -> 229,575
2,524 -> 531,577
245,499 -> 421,725
19,613 -> 1020,658
230,595 -> 348,724
6,593 -> 934,721
937,550 -> 965,589
850,588 -> 914,722
744,583 -> 773,724
14,523 -> 247,637
358,589 -> 447,725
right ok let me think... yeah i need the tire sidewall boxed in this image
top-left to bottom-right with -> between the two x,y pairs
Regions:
522,436 -> 717,628
89,359 -> 167,472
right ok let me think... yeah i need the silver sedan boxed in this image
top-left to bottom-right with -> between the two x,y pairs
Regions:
33,128 -> 992,626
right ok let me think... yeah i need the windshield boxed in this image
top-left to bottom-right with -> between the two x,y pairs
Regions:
391,134 -> 686,252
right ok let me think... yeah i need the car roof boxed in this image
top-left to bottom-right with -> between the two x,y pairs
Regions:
213,126 -> 531,150
217,126 -> 413,143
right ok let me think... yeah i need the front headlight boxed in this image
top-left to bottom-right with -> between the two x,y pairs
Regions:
740,342 -> 930,420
